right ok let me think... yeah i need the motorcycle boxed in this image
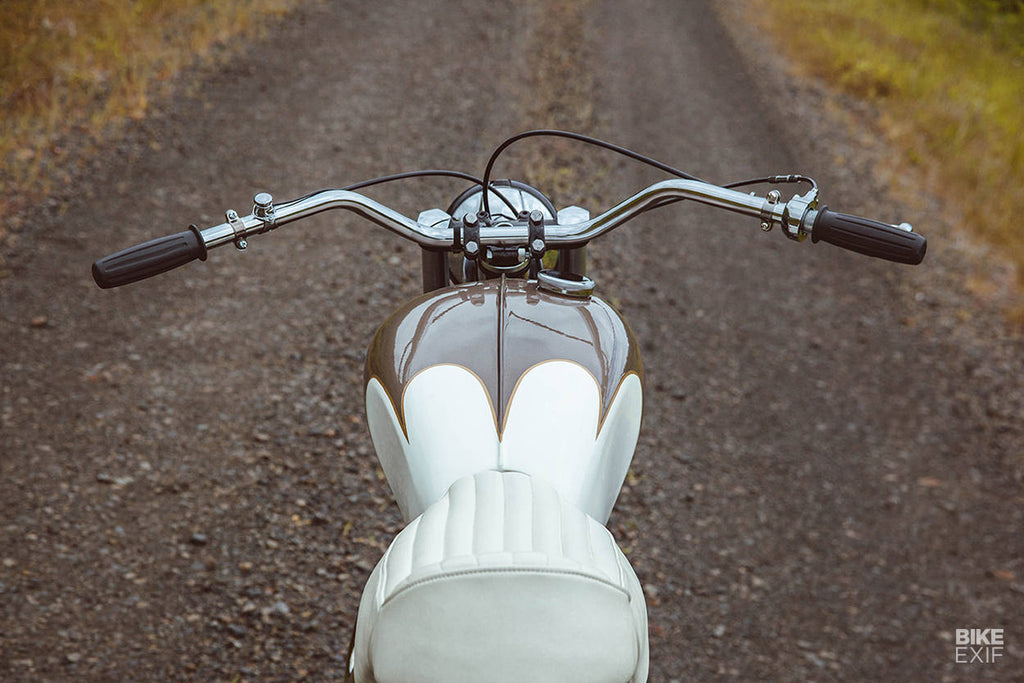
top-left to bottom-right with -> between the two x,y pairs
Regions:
91,130 -> 926,683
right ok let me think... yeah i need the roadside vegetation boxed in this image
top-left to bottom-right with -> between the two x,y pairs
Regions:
755,0 -> 1024,296
0,0 -> 296,264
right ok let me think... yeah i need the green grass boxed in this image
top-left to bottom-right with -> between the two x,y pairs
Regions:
0,0 -> 296,251
755,0 -> 1024,293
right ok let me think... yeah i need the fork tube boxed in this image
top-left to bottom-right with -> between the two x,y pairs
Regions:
421,248 -> 449,292
556,247 -> 587,275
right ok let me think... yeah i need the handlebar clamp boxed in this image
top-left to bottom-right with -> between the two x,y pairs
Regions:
527,209 -> 546,278
226,209 -> 247,250
462,213 -> 481,259
528,210 -> 546,257
759,189 -> 782,233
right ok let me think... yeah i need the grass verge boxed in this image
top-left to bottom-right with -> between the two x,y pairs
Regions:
753,0 -> 1024,297
0,0 -> 298,266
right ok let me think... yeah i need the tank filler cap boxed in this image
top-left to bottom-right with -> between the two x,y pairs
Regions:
537,270 -> 595,298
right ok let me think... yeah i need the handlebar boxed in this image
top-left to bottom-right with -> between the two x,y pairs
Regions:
92,178 -> 926,288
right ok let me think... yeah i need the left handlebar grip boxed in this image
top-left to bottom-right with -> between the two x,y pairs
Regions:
92,226 -> 208,289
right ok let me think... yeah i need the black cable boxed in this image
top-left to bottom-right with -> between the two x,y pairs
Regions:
280,170 -> 520,214
347,170 -> 522,214
724,174 -> 817,190
480,129 -> 706,214
723,176 -> 774,189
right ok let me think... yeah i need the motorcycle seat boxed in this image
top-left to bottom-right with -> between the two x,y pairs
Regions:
351,469 -> 649,683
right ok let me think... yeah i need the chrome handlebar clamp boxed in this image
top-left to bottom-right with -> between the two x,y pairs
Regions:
759,189 -> 782,232
225,209 -> 248,250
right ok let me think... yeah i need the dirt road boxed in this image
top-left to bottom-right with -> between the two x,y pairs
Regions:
2,1 -> 1021,680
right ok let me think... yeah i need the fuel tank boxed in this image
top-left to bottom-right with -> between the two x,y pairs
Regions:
364,277 -> 643,523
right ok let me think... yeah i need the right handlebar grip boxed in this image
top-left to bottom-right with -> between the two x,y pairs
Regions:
811,207 -> 926,265
92,226 -> 208,289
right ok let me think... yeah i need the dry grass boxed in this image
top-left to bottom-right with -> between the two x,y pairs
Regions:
753,0 -> 1024,294
0,0 -> 296,255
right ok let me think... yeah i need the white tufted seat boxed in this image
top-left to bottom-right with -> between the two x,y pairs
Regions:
351,470 -> 648,683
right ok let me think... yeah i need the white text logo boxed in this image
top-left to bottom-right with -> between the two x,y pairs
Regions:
955,629 -> 1004,664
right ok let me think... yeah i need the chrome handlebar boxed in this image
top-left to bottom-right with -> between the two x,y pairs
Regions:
91,177 -> 924,289
198,179 -> 823,253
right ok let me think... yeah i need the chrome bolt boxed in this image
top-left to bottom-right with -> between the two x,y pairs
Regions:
531,238 -> 545,253
234,238 -> 247,250
761,221 -> 772,232
529,209 -> 544,224
464,212 -> 479,227
465,241 -> 479,256
226,209 -> 239,221
767,190 -> 782,204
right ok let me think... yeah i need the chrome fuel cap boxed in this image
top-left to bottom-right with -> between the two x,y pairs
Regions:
537,270 -> 595,298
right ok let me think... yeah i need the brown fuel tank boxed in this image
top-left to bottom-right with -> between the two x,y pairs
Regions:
364,277 -> 642,435
363,276 -> 644,522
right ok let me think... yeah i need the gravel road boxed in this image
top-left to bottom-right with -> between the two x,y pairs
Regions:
2,1 -> 1022,681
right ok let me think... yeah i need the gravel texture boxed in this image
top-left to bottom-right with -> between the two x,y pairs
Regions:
1,1 -> 1022,681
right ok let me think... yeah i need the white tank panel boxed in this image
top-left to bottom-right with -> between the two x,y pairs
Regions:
365,361 -> 642,524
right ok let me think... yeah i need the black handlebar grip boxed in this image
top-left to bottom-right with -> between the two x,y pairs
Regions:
811,207 -> 926,265
92,225 -> 208,288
